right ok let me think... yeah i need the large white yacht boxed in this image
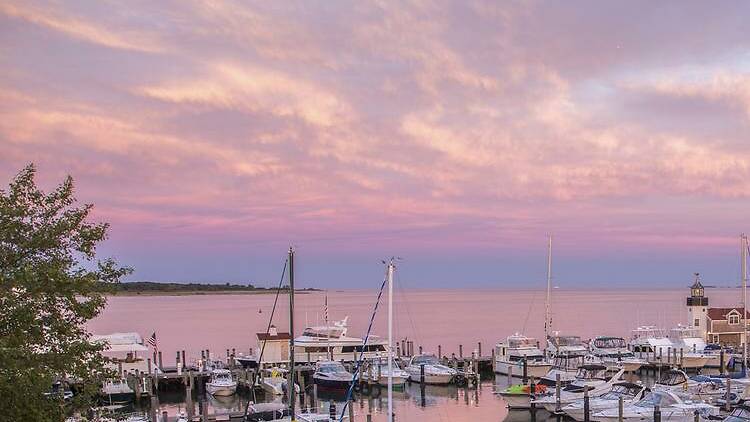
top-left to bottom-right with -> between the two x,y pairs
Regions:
542,334 -> 599,385
293,317 -> 388,363
629,326 -> 709,369
589,336 -> 647,371
91,332 -> 160,375
593,390 -> 719,422
494,333 -> 552,379
668,325 -> 720,368
405,354 -> 457,385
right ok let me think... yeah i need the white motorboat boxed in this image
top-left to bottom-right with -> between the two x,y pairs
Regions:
100,378 -> 135,404
405,354 -> 457,385
294,317 -> 388,363
259,367 -> 299,395
91,332 -> 160,376
589,336 -> 647,371
669,325 -> 720,368
655,368 -> 726,400
562,381 -> 647,421
593,390 -> 719,422
630,326 -> 709,369
206,368 -> 237,396
531,367 -> 626,412
494,333 -> 552,379
362,358 -> 409,387
723,405 -> 750,422
313,360 -> 354,390
542,334 -> 600,385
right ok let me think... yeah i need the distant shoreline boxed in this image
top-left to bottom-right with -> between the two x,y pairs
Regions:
105,289 -> 316,297
98,281 -> 320,296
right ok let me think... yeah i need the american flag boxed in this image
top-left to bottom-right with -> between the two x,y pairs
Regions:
147,332 -> 157,350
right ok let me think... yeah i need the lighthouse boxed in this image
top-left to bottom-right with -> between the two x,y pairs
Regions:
687,273 -> 709,340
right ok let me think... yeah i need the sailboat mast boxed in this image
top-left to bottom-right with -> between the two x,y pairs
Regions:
742,234 -> 747,370
545,235 -> 553,342
387,259 -> 395,422
288,247 -> 296,420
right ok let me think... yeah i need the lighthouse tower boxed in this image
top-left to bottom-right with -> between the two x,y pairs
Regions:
687,273 -> 709,340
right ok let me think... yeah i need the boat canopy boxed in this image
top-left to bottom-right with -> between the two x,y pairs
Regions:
658,369 -> 688,386
91,333 -> 149,352
593,337 -> 627,348
635,391 -> 679,408
411,354 -> 439,365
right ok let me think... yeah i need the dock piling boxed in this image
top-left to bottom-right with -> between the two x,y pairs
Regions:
348,398 -> 355,422
158,351 -> 163,370
583,387 -> 590,422
618,396 -> 623,422
726,378 -> 732,412
438,344 -> 442,359
459,344 -> 463,359
654,404 -> 661,422
478,342 -> 482,358
555,373 -> 561,413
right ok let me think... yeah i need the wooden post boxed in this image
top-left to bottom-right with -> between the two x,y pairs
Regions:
185,372 -> 193,419
396,343 -> 400,357
667,347 -> 671,364
158,351 -> 163,370
530,377 -> 536,413
348,399 -> 355,422
147,358 -> 152,374
478,342 -> 482,358
420,364 -> 425,384
438,345 -> 442,359
654,404 -> 661,422
679,348 -> 684,369
507,365 -> 513,385
181,350 -> 186,369
583,387 -> 590,422
720,350 -> 725,375
459,344 -> 463,359
134,373 -> 142,399
418,345 -> 422,355
118,362 -> 123,378
367,415 -> 372,422
555,373 -> 561,413
401,340 -> 406,357
726,377 -> 732,412
523,358 -> 528,384
618,396 -> 623,422
149,395 -> 158,422
176,351 -> 181,368
201,399 -> 208,422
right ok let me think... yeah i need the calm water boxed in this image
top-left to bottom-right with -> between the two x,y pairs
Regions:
88,288 -> 745,421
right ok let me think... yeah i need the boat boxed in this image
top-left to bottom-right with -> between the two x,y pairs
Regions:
405,354 -> 457,385
589,336 -> 647,372
91,332 -> 160,376
494,333 -> 553,378
561,381 -> 647,421
592,390 -> 719,422
542,334 -> 602,385
312,360 -> 354,389
206,368 -> 237,396
259,367 -> 299,395
531,367 -> 626,412
100,378 -> 135,404
669,325 -> 721,368
497,383 -> 551,409
630,326 -> 710,369
234,353 -> 258,369
294,317 -> 389,364
723,405 -> 750,422
655,368 -> 726,399
362,357 -> 409,387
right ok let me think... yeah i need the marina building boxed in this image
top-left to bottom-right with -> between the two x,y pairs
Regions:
687,275 -> 750,347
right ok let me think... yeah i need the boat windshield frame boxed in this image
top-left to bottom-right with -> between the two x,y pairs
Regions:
412,355 -> 439,366
593,337 -> 627,349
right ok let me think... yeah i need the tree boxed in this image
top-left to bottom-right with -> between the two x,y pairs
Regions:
0,164 -> 131,421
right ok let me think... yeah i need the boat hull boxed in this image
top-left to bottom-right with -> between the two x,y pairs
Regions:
407,373 -> 453,385
313,377 -> 352,390
495,361 -> 552,379
101,392 -> 135,404
498,393 -> 532,409
206,383 -> 237,396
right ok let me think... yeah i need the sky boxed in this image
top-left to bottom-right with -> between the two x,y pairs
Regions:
1,1 -> 750,288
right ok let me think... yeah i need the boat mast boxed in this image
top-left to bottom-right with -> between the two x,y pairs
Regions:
387,259 -> 395,422
742,234 -> 748,371
545,235 -> 553,343
288,246 -> 296,420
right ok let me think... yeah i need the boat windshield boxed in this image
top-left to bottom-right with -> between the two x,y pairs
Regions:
600,384 -> 640,400
508,337 -> 535,348
302,327 -> 345,338
576,365 -> 607,380
593,337 -> 626,349
658,370 -> 687,386
214,372 -> 231,380
635,391 -> 677,408
550,336 -> 583,347
670,327 -> 701,339
412,355 -> 438,365
725,407 -> 750,422
318,362 -> 347,373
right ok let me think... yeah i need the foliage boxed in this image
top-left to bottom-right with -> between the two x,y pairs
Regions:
0,164 -> 131,421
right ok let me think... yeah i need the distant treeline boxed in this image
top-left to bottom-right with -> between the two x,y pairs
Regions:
98,281 -> 319,293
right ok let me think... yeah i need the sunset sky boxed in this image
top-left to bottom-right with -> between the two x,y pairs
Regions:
1,1 -> 749,288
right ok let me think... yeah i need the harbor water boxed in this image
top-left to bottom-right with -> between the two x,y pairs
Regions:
88,288 -> 747,420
